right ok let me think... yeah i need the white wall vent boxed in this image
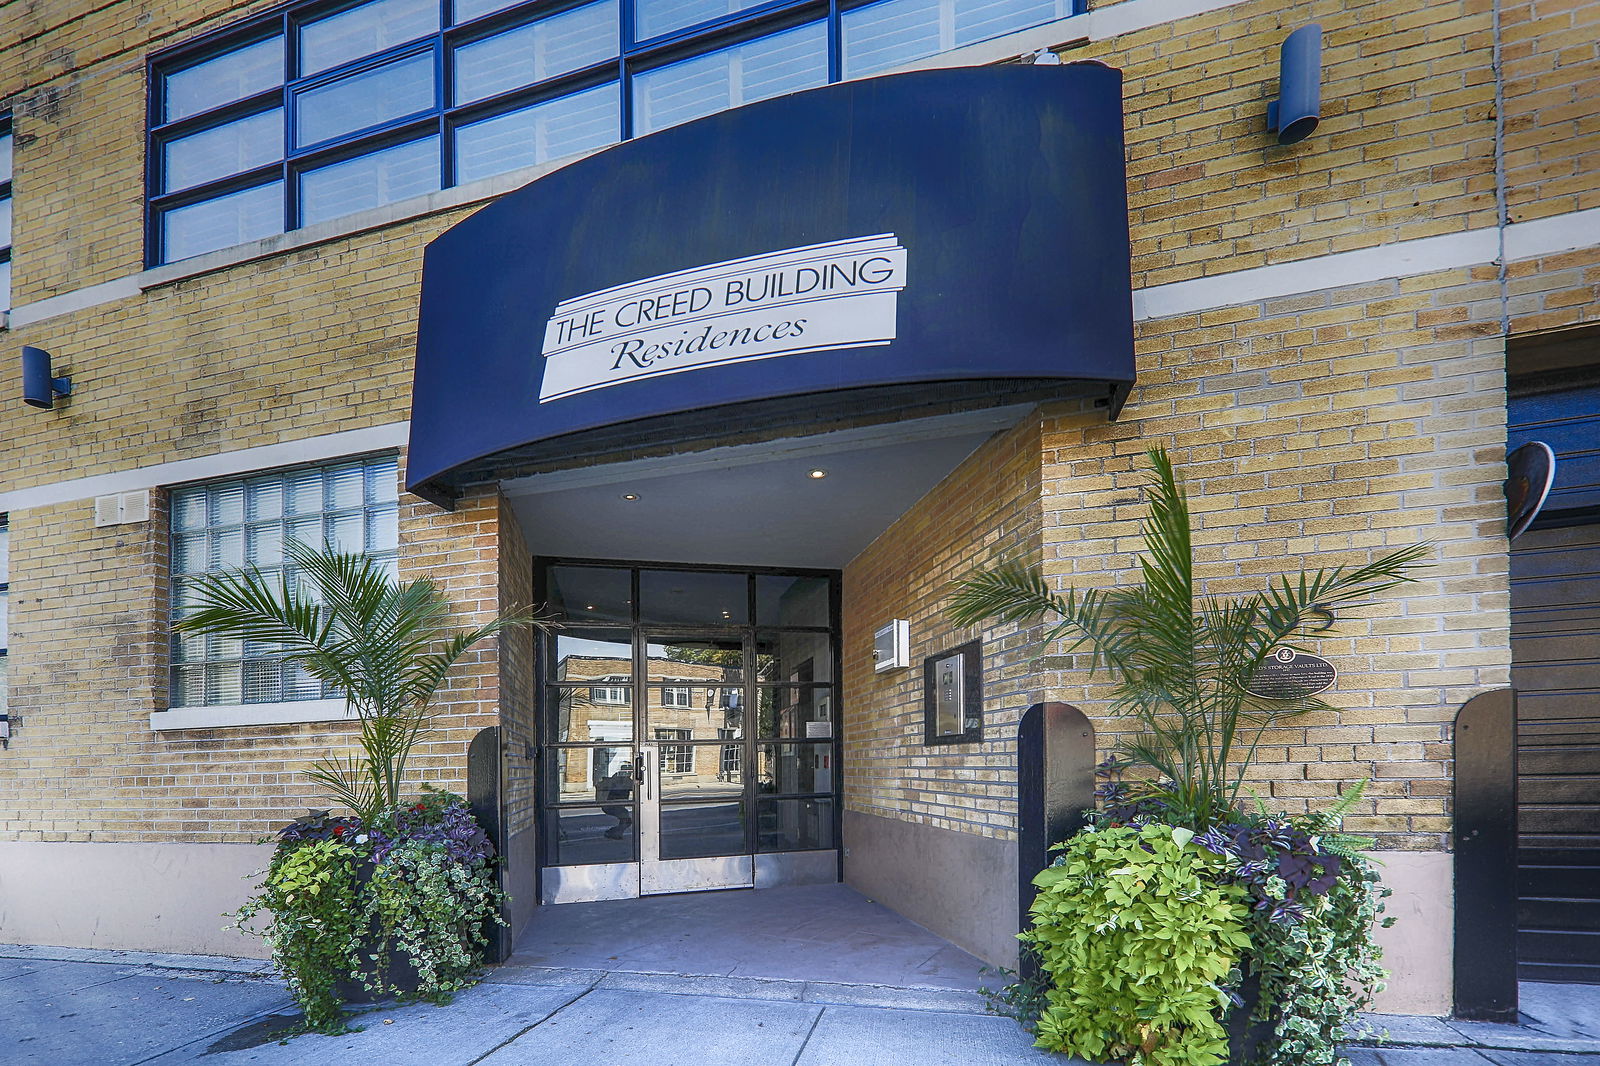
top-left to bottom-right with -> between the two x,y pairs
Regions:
94,491 -> 151,528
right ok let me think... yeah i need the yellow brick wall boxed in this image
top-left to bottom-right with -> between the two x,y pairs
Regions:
1067,0 -> 1499,288
1,0 -> 1512,305
498,500 -> 538,837
0,221 -> 458,495
1506,245 -> 1600,334
1502,0 -> 1600,223
0,457 -> 519,844
0,0 -> 292,299
841,415 -> 1046,839
1,0 -> 1583,501
843,264 -> 1511,850
0,0 -> 1561,855
1031,269 -> 1509,851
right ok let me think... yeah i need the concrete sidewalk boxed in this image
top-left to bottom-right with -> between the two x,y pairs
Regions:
3,943 -> 1597,1065
2,944 -> 1062,1066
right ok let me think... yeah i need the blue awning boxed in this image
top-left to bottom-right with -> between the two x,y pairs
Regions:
408,64 -> 1134,507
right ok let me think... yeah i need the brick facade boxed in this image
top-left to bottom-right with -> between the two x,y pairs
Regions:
0,462 -> 516,845
1,0 -> 1595,1011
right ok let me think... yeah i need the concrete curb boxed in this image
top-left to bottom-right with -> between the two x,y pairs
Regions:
1,942 -> 992,1014
1342,1012 -> 1600,1057
483,961 -> 994,1014
0,942 -> 274,978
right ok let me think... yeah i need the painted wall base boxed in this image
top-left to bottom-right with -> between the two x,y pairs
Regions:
0,837 -> 1455,1016
843,809 -> 1019,969
0,841 -> 271,958
840,815 -> 1453,1017
1371,850 -> 1453,1016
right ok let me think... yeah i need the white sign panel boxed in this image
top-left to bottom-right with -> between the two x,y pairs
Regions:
539,234 -> 908,402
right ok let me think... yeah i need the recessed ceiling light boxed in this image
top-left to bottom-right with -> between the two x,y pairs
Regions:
621,493 -> 640,501
807,468 -> 827,479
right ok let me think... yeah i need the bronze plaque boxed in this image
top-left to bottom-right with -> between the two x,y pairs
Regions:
1246,647 -> 1336,700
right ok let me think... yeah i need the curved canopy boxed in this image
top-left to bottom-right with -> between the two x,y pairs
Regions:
408,64 -> 1134,507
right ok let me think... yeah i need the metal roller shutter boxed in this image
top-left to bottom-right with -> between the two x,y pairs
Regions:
1510,382 -> 1600,984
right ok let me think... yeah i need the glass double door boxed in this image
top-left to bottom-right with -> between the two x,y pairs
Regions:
538,564 -> 839,904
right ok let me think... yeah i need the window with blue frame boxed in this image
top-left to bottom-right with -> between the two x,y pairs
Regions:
2,113 -> 13,310
146,0 -> 1082,266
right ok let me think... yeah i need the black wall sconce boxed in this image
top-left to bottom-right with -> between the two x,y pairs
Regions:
1267,23 -> 1323,145
22,345 -> 72,409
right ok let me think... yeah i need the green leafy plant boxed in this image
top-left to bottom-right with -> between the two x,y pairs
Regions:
237,838 -> 366,1032
175,540 -> 551,823
1014,794 -> 1393,1066
183,542 -> 551,1032
234,790 -> 508,1034
1026,824 -> 1252,1066
948,446 -> 1429,828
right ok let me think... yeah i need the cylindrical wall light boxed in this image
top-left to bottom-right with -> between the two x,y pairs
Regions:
22,345 -> 73,409
1267,24 -> 1323,145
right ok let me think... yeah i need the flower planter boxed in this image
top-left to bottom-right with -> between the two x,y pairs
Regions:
1225,967 -> 1278,1066
332,938 -> 426,1004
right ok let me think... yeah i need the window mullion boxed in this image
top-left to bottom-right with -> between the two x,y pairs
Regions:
826,0 -> 840,81
282,11 -> 298,232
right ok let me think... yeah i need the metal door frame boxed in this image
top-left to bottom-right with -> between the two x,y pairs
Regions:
637,741 -> 756,894
535,559 -> 842,906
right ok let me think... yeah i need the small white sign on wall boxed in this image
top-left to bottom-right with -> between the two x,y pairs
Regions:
539,234 -> 908,403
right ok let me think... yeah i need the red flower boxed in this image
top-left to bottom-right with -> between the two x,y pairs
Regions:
412,804 -> 425,813
332,825 -> 346,835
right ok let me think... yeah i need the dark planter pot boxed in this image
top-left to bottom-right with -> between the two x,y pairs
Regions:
331,859 -> 426,1005
1225,967 -> 1279,1065
332,937 -> 426,1004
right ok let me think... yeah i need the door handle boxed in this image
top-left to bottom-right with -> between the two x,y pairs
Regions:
635,753 -> 650,801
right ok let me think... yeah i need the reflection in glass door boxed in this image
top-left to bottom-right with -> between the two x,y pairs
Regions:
639,630 -> 751,893
537,562 -> 840,904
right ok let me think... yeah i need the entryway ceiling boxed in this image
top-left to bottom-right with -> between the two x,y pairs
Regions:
501,406 -> 1030,569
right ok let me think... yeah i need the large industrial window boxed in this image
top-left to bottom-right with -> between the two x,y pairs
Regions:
168,454 -> 398,708
146,0 -> 1083,266
1,114 -> 13,310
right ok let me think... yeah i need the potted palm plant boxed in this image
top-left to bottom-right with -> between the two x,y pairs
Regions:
175,540 -> 551,1033
949,447 -> 1429,1066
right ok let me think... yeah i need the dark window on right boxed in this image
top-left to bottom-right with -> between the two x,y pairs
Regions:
923,639 -> 982,745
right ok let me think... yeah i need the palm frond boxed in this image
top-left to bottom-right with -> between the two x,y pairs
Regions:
948,561 -> 1062,628
174,541 -> 556,822
943,448 -> 1428,829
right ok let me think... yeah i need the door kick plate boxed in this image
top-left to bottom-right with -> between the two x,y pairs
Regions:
641,854 -> 755,895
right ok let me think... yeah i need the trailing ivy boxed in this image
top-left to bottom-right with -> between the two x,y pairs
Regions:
1247,854 -> 1390,1066
364,841 -> 502,999
237,838 -> 366,1032
1238,790 -> 1394,1066
234,790 -> 505,1035
1026,824 -> 1252,1066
